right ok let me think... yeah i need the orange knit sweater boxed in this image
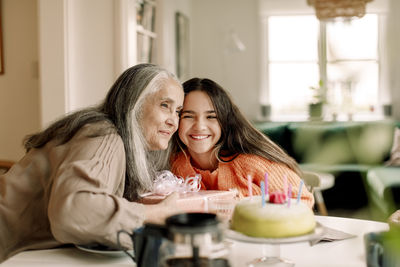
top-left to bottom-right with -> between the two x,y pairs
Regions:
171,152 -> 315,208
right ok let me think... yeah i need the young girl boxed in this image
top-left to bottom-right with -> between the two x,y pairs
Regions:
171,78 -> 314,207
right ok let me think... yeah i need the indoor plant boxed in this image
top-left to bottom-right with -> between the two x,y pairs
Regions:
308,80 -> 326,120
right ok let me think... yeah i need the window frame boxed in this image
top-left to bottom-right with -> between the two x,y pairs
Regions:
260,13 -> 386,121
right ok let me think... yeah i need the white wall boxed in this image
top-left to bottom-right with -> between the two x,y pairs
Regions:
187,0 -> 400,121
387,0 -> 400,119
65,0 -> 116,111
39,0 -> 116,127
156,0 -> 192,76
191,0 -> 260,120
1,0 -> 400,162
38,0 -> 67,127
0,0 -> 40,161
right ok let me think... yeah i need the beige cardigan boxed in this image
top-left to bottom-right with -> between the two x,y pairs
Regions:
0,122 -> 145,262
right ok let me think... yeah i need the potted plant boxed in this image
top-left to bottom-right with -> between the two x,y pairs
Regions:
308,80 -> 326,120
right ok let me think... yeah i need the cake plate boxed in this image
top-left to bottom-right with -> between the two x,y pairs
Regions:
225,223 -> 325,267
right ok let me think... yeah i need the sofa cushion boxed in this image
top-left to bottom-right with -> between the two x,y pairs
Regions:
289,122 -> 357,164
386,127 -> 400,166
255,122 -> 292,155
347,121 -> 394,165
300,163 -> 372,175
289,121 -> 395,165
366,167 -> 400,216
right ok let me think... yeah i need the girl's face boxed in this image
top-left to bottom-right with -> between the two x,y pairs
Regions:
178,90 -> 222,160
141,79 -> 184,150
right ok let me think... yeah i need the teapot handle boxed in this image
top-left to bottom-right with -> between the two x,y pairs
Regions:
117,229 -> 136,262
117,225 -> 167,267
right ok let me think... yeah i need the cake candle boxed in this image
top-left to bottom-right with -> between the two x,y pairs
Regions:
297,180 -> 304,204
261,181 -> 265,207
264,172 -> 269,198
247,175 -> 253,199
288,183 -> 292,207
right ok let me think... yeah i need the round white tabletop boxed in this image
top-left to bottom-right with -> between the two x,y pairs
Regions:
2,216 -> 389,267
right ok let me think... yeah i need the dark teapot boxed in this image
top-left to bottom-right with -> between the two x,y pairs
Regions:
118,213 -> 231,267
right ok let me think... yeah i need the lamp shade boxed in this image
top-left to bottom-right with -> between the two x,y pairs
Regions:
307,0 -> 373,20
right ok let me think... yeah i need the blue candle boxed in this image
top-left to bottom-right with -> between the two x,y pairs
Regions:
261,181 -> 265,207
297,180 -> 304,204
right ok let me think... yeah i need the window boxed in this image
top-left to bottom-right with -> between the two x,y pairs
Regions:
263,14 -> 381,120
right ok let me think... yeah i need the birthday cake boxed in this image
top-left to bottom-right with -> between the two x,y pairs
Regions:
231,194 -> 316,238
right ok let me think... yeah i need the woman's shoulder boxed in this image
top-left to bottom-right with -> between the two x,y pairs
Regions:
78,121 -> 117,136
66,121 -> 119,145
67,121 -> 123,152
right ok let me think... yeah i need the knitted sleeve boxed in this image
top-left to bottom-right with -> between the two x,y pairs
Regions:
218,154 -> 315,208
47,125 -> 145,248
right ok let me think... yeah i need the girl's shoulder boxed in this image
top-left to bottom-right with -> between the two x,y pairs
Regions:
230,153 -> 271,164
170,151 -> 191,170
228,154 -> 293,172
170,150 -> 188,163
219,154 -> 269,172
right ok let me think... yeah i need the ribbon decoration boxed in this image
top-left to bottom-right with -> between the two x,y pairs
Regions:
152,170 -> 202,195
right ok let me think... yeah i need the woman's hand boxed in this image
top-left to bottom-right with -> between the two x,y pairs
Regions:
143,192 -> 181,224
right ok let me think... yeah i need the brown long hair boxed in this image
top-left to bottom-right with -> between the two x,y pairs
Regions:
171,78 -> 301,176
24,64 -> 181,200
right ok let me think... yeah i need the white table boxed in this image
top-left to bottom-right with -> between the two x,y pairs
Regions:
229,216 -> 388,267
2,216 -> 389,267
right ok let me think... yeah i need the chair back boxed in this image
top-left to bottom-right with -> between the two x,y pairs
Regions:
388,209 -> 400,230
302,171 -> 321,193
0,160 -> 15,175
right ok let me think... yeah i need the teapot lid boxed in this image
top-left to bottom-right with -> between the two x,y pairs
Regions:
166,213 -> 220,234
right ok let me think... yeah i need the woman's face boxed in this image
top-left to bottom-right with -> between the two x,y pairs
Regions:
141,79 -> 184,150
178,90 -> 222,160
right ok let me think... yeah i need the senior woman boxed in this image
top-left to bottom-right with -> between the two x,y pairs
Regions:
0,63 -> 184,262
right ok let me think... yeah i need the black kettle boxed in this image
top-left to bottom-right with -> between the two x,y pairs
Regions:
118,212 -> 231,267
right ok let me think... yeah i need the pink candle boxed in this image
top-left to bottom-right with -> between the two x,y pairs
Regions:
264,172 -> 269,197
247,175 -> 253,198
288,183 -> 292,207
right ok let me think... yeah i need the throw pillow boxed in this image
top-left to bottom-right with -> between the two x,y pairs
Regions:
386,127 -> 400,166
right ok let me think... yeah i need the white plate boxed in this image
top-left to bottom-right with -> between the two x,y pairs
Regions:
224,222 -> 325,244
75,244 -> 133,258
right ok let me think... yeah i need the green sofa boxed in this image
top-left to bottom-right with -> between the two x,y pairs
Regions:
254,120 -> 400,219
366,167 -> 400,219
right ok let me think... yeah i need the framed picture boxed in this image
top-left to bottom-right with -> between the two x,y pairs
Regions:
136,0 -> 156,64
136,0 -> 156,32
175,12 -> 189,81
137,32 -> 154,63
0,0 -> 4,74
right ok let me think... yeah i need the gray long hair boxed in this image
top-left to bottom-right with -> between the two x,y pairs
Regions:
24,63 -> 182,201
